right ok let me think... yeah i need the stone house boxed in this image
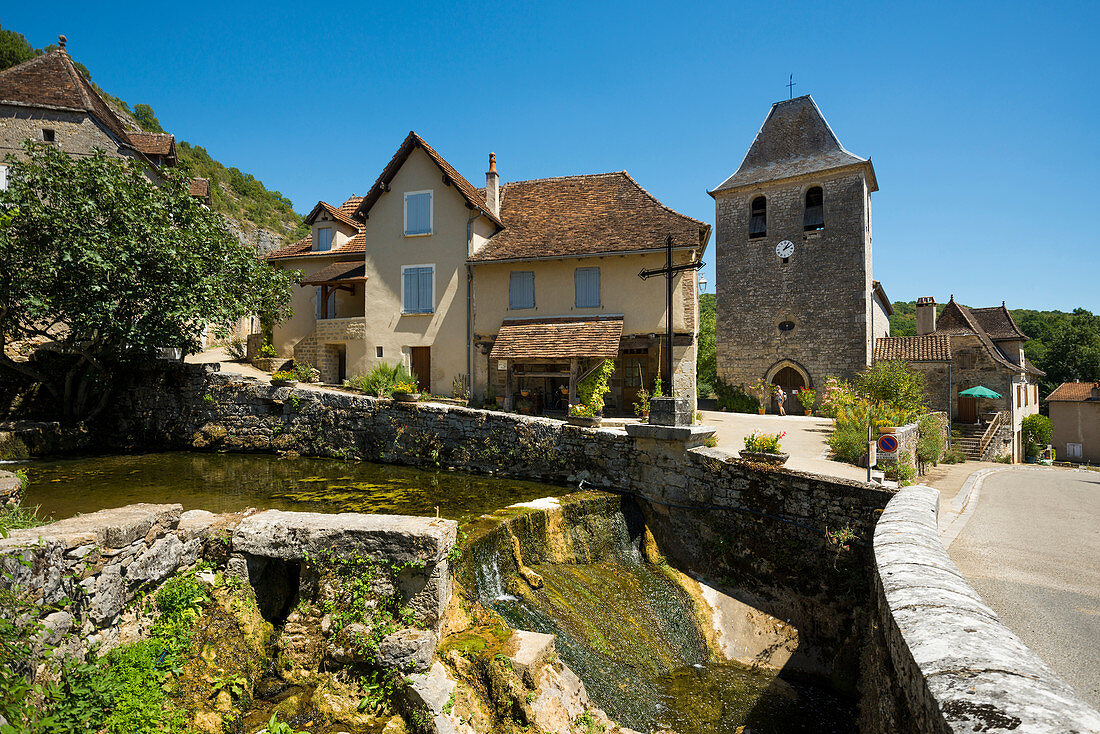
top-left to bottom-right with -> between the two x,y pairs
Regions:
266,132 -> 710,410
874,297 -> 1043,462
1046,381 -> 1100,463
710,95 -> 891,414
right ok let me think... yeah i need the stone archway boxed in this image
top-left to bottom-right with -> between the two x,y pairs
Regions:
765,360 -> 811,415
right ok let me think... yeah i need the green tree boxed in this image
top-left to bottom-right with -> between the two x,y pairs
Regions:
132,103 -> 164,133
697,292 -> 716,395
1021,414 -> 1052,457
0,144 -> 296,420
0,25 -> 38,71
854,360 -> 927,420
1037,309 -> 1100,391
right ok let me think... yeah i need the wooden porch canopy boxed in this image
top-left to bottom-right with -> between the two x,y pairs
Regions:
490,317 -> 623,409
301,261 -> 367,319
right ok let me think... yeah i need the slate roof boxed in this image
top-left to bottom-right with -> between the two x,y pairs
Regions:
711,95 -> 876,193
967,304 -> 1029,341
354,132 -> 503,228
300,260 -> 367,286
266,195 -> 365,260
0,47 -> 133,146
875,335 -> 952,362
470,172 -> 710,262
489,317 -> 624,360
1046,382 -> 1100,402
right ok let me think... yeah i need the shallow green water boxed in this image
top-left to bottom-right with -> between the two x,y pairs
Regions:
19,451 -> 564,522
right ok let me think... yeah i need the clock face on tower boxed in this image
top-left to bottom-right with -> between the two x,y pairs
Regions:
776,240 -> 795,258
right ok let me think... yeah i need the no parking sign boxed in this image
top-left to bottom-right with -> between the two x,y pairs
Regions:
877,434 -> 899,453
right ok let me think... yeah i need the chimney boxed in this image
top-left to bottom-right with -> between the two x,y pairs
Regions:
916,296 -> 937,335
485,153 -> 499,218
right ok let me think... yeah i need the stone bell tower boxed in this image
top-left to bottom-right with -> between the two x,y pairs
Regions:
709,96 -> 887,413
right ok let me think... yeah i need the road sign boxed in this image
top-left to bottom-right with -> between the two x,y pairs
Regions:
877,434 -> 899,453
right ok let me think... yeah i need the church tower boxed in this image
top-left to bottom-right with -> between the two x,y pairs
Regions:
709,96 -> 889,413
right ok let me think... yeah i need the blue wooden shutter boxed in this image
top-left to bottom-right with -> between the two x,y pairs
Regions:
316,287 -> 324,319
510,271 -> 534,309
575,267 -> 599,307
406,193 -> 431,235
418,268 -> 433,312
403,269 -> 418,312
589,268 -> 600,307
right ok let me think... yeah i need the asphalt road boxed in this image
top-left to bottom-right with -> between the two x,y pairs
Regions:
948,467 -> 1100,708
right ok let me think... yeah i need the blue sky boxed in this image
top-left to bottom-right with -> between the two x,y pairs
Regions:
5,2 -> 1098,311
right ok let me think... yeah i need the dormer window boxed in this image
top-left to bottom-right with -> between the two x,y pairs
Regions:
315,227 -> 333,252
749,196 -> 766,239
404,191 -> 432,236
804,186 -> 824,231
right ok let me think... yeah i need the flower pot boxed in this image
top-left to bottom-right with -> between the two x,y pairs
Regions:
739,450 -> 789,466
757,408 -> 765,415
566,415 -> 601,428
877,426 -> 897,435
270,378 -> 297,387
393,392 -> 420,403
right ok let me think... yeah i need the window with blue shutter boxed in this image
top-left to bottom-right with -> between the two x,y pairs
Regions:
405,192 -> 432,235
315,287 -> 335,319
509,271 -> 535,309
315,227 -> 333,251
402,266 -> 434,314
575,267 -> 600,308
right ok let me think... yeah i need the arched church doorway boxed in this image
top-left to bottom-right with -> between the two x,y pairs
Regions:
771,366 -> 807,415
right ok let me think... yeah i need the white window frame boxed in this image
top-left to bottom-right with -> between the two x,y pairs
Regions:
400,263 -> 436,315
403,190 -> 433,237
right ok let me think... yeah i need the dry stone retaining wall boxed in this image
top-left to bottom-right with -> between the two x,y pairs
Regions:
864,485 -> 1100,732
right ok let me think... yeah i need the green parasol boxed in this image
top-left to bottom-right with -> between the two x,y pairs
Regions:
959,386 -> 1002,399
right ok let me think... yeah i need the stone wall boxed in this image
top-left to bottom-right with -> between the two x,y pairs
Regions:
0,104 -> 132,163
90,363 -> 893,680
863,485 -> 1100,732
714,168 -> 873,401
0,498 -> 456,655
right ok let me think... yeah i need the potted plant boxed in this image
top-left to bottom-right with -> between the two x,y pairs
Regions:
739,430 -> 789,465
633,387 -> 651,419
797,387 -> 816,416
392,380 -> 421,403
270,370 -> 298,387
516,394 -> 536,415
752,378 -> 770,414
566,359 -> 615,428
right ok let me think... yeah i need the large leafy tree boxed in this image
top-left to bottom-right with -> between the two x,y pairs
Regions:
1038,309 -> 1100,393
0,144 -> 296,419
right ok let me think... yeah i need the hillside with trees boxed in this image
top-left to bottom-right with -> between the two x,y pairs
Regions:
0,23 -> 306,249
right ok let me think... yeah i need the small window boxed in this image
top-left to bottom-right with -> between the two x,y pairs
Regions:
315,227 -> 333,252
376,346 -> 384,358
574,267 -> 600,308
749,196 -> 766,238
804,186 -> 824,231
402,265 -> 434,314
404,191 -> 432,236
1067,443 -> 1083,460
42,128 -> 55,143
778,321 -> 795,332
509,271 -> 535,309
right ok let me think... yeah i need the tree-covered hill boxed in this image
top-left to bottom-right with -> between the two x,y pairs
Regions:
0,23 -> 306,247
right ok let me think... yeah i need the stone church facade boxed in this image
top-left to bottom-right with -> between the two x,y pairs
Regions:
710,96 -> 890,413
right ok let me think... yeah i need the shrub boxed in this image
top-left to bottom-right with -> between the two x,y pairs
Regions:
828,420 -> 869,464
226,337 -> 247,361
345,363 -> 418,398
713,379 -> 760,413
942,447 -> 966,464
258,342 -> 278,358
854,360 -> 927,420
271,370 -> 296,381
744,431 -> 785,453
819,377 -> 856,419
1022,414 -> 1052,457
633,387 -> 651,417
916,413 -> 947,466
884,450 -> 916,483
291,361 -> 315,383
393,381 -> 419,395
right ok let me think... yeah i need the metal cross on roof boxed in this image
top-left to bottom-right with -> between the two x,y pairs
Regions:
787,74 -> 796,99
638,234 -> 704,398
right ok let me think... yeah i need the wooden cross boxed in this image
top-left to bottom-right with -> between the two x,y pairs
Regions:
787,74 -> 796,99
638,234 -> 704,398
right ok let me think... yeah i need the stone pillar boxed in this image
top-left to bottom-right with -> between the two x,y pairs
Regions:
649,396 -> 692,427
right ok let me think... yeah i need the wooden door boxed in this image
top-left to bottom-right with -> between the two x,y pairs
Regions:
958,396 -> 978,423
621,354 -> 647,412
771,367 -> 804,414
410,347 -> 431,393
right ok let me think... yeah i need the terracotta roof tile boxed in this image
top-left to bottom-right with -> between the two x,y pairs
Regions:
306,200 -> 360,230
1046,382 -> 1100,402
265,230 -> 366,261
127,131 -> 175,157
355,132 -> 503,228
0,49 -> 132,146
338,195 -> 363,218
300,260 -> 367,285
470,172 -> 710,262
875,335 -> 951,362
188,177 -> 210,198
490,317 -> 623,360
